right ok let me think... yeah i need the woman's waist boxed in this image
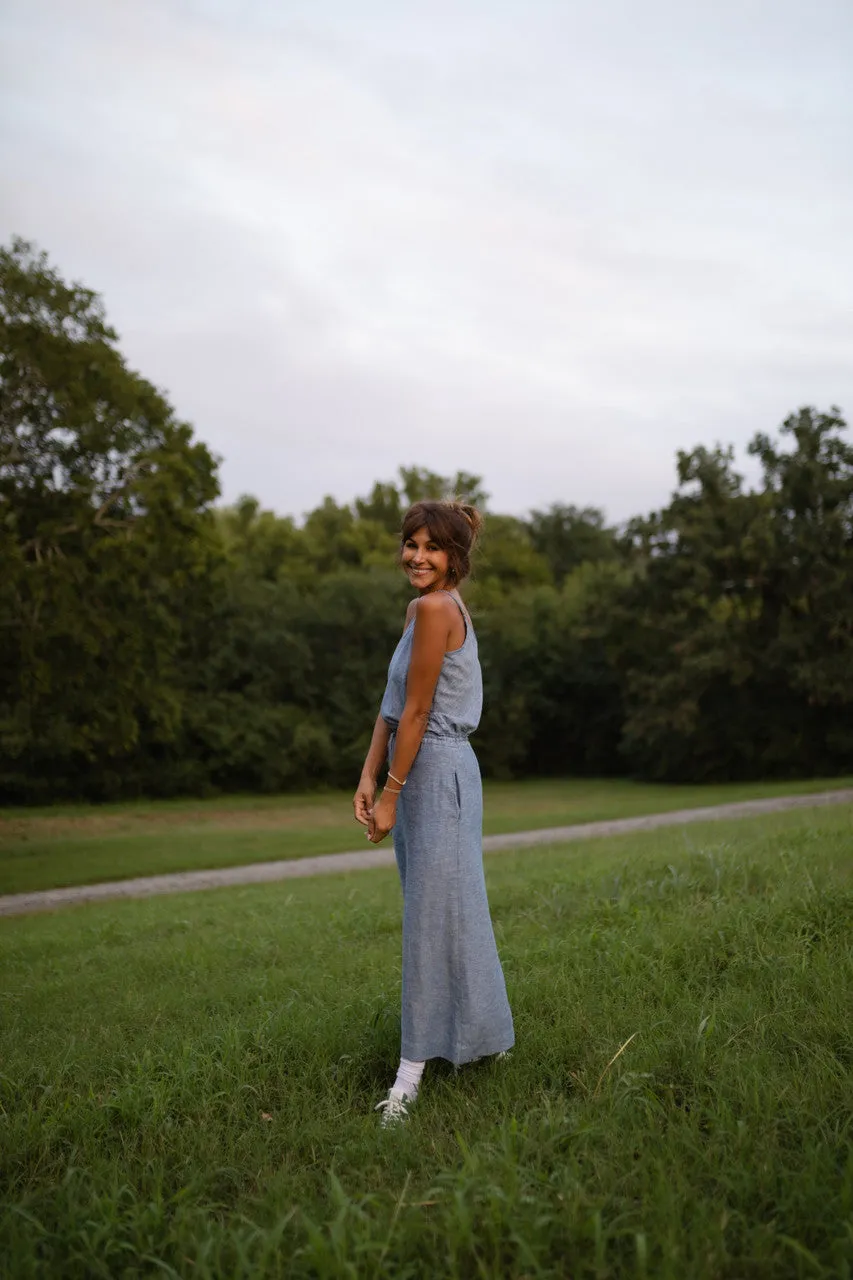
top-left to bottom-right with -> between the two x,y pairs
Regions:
385,721 -> 475,742
386,724 -> 475,748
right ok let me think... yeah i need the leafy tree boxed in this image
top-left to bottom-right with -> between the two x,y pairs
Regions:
302,496 -> 399,574
354,480 -> 403,533
468,515 -> 552,605
617,412 -> 853,780
155,575 -> 322,795
530,562 -> 628,776
398,466 -> 489,508
216,496 -> 309,584
528,503 -> 619,584
3,238 -> 849,800
0,238 -> 219,800
748,408 -> 853,763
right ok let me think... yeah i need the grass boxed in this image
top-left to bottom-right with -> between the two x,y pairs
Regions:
1,773 -> 851,895
1,804 -> 852,1277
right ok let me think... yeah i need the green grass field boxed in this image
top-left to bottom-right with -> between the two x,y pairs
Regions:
1,774 -> 851,895
2,803 -> 852,1277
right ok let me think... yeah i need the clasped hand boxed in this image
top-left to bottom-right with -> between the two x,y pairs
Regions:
352,778 -> 397,844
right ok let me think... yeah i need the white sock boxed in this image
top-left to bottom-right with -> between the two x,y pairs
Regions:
392,1057 -> 425,1100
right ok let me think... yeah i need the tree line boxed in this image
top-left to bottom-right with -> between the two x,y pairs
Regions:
2,238 -> 851,803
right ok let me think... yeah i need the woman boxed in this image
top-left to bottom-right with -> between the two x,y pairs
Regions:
353,500 -> 514,1126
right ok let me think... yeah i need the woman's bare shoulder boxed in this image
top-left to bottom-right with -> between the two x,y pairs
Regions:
413,591 -> 458,620
410,592 -> 459,644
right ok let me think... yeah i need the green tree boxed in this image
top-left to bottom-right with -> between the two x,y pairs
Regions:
4,242 -> 849,805
528,503 -> 619,584
748,408 -> 853,760
398,466 -> 489,508
0,238 -> 219,800
157,575 -> 322,795
468,514 -> 552,605
617,411 -> 853,780
354,480 -> 403,533
301,496 -> 398,574
216,496 -> 309,584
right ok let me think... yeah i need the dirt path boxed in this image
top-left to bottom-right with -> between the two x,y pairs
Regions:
1,788 -> 850,918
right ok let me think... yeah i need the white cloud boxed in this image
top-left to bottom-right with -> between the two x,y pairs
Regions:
1,0 -> 851,522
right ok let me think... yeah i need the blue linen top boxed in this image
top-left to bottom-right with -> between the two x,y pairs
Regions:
379,596 -> 483,739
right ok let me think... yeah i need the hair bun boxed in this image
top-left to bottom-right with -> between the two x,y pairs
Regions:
456,502 -> 483,538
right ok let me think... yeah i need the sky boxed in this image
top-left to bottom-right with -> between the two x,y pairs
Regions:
2,0 -> 851,524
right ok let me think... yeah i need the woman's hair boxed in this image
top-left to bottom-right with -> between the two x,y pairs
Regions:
399,500 -> 484,584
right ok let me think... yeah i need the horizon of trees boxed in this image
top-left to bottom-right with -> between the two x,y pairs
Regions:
2,237 -> 852,803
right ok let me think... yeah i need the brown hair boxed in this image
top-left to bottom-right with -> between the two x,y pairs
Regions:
399,500 -> 483,584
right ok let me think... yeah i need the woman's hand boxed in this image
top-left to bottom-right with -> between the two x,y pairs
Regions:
353,774 -> 376,827
367,789 -> 398,843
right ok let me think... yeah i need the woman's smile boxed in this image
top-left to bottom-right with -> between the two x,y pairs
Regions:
402,527 -> 451,591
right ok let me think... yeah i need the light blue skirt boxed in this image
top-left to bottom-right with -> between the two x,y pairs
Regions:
390,733 -> 515,1065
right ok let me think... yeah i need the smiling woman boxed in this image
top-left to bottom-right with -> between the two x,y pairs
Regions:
398,501 -> 479,591
352,500 -> 514,1126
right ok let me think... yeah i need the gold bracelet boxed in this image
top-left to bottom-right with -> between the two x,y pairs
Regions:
388,771 -> 407,787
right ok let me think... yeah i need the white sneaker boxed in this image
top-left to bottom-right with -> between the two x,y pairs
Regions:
374,1087 -> 412,1128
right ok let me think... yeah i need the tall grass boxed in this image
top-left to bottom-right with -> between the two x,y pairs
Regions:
1,805 -> 851,1277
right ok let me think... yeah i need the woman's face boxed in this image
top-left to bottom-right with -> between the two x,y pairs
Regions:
401,525 -> 451,593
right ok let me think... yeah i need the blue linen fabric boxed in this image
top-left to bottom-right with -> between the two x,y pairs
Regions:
379,595 -> 515,1065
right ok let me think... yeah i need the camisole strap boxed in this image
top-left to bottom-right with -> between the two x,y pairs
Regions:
433,589 -> 469,636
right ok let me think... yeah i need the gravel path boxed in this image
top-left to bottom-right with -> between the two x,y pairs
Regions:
1,788 -> 850,918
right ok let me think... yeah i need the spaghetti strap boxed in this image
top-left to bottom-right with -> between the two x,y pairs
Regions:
434,589 -> 469,634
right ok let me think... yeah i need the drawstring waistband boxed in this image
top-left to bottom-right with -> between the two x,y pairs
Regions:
388,728 -> 470,745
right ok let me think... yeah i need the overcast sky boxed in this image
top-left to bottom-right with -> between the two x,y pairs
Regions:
2,0 -> 851,523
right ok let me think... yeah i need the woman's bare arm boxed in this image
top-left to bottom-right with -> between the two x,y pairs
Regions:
353,714 -> 392,826
353,602 -> 419,826
368,593 -> 454,842
387,593 -> 451,782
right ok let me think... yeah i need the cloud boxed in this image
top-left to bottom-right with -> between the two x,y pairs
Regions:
1,0 -> 852,522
